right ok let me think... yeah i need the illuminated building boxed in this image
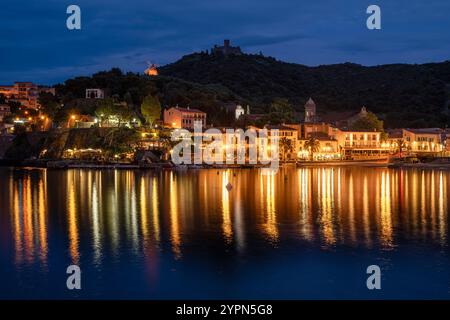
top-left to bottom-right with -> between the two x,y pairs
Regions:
85,89 -> 105,99
336,129 -> 389,160
163,106 -> 206,129
264,124 -> 298,161
144,63 -> 158,76
0,82 -> 55,109
235,105 -> 245,120
387,128 -> 444,156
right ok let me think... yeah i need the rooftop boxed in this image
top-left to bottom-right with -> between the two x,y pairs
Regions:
264,124 -> 298,131
405,128 -> 443,134
169,106 -> 205,114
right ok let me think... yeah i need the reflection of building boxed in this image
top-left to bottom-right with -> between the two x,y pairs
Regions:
0,82 -> 55,109
164,106 -> 206,129
86,89 -> 104,99
212,40 -> 242,56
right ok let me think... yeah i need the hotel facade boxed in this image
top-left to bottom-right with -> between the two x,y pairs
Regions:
163,106 -> 207,129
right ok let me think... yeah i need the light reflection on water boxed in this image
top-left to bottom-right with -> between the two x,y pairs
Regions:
0,167 -> 449,299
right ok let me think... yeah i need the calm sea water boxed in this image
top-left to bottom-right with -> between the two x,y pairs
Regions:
0,166 -> 449,299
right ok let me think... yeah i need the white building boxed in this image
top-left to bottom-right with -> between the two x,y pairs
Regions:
86,89 -> 105,99
235,105 -> 245,120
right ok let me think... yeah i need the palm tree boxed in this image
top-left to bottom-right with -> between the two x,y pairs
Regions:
396,138 -> 406,158
304,138 -> 320,161
280,137 -> 293,161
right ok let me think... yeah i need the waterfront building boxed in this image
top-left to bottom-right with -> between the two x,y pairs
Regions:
297,137 -> 340,161
387,128 -> 444,156
264,124 -> 298,161
336,129 -> 389,160
302,122 -> 337,140
164,106 -> 206,129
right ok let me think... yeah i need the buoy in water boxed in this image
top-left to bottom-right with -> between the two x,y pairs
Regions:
226,182 -> 233,191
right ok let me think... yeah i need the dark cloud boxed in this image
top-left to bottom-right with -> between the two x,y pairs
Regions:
0,0 -> 449,84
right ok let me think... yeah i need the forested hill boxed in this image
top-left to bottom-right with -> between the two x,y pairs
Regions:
159,52 -> 450,128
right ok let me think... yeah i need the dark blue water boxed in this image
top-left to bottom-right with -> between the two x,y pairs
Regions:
0,167 -> 449,299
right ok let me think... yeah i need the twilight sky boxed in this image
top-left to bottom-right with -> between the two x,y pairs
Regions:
1,0 -> 449,84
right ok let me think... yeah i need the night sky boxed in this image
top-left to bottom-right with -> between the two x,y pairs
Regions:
1,0 -> 449,84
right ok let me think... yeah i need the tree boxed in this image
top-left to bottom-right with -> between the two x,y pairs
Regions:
95,98 -> 115,120
159,130 -> 179,161
304,138 -> 320,161
102,127 -> 139,159
267,98 -> 295,125
396,138 -> 407,158
38,92 -> 60,118
4,130 -> 44,160
350,112 -> 384,132
95,98 -> 126,126
279,137 -> 293,161
116,105 -> 133,127
141,95 -> 161,127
